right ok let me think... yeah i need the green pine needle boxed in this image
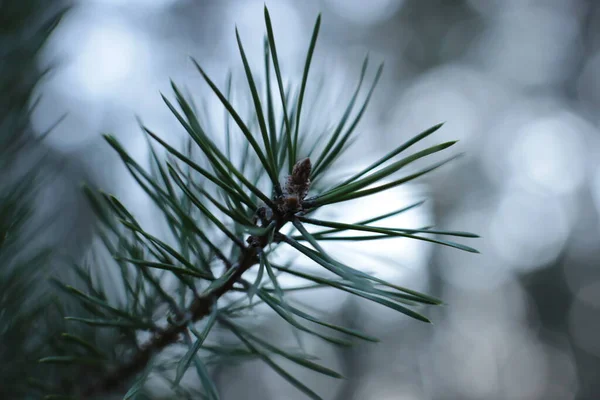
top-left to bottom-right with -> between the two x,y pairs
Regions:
31,6 -> 479,400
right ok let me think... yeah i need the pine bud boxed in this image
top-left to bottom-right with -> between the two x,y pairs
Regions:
285,157 -> 311,200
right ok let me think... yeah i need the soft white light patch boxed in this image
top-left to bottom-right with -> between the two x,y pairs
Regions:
33,11 -> 154,150
324,0 -> 405,26
489,189 -> 570,272
509,115 -> 585,196
67,20 -> 146,98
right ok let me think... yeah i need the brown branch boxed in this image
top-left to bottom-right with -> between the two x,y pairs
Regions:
80,158 -> 313,398
80,242 -> 260,398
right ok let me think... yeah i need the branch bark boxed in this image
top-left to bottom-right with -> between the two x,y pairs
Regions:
81,158 -> 313,398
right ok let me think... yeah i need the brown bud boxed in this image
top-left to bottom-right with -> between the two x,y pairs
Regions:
285,158 -> 311,201
290,158 -> 311,185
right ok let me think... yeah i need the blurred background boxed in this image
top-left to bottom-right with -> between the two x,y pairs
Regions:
7,0 -> 600,398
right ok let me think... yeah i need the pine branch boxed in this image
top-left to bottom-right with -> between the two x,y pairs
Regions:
36,7 -> 479,399
81,159 -> 314,397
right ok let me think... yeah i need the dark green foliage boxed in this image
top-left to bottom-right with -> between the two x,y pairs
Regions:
0,1 -> 71,398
